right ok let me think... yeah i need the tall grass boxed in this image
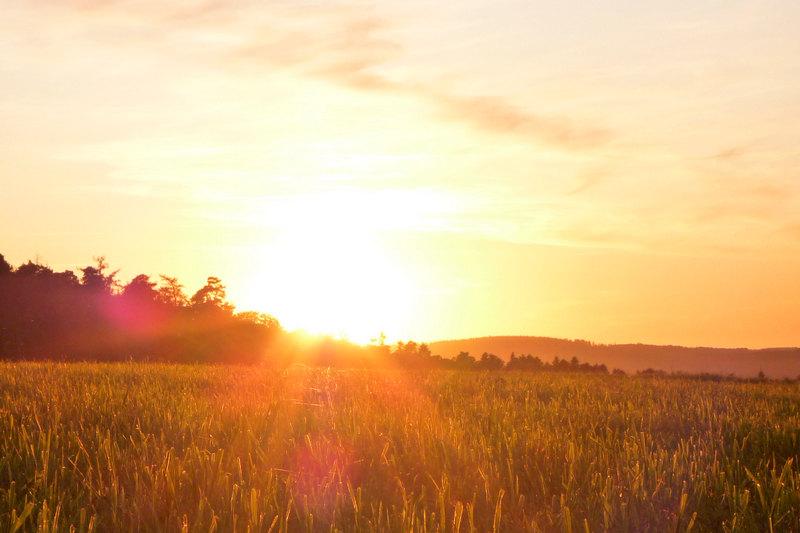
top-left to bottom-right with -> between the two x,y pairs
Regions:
0,363 -> 798,532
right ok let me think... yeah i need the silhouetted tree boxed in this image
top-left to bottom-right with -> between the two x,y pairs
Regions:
80,256 -> 119,294
476,352 -> 504,371
454,351 -> 476,370
16,260 -> 52,278
157,275 -> 188,307
191,276 -> 234,315
236,311 -> 280,328
123,274 -> 158,302
0,254 -> 12,277
0,254 -> 289,364
0,251 -> 629,371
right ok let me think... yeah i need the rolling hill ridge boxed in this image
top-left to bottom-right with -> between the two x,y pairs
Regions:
428,336 -> 800,378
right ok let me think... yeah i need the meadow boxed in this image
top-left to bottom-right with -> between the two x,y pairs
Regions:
0,363 -> 798,533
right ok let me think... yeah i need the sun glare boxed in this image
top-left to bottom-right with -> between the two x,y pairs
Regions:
247,193 -> 417,344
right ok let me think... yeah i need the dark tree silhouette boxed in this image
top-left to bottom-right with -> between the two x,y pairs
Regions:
0,251 -> 622,372
80,256 -> 118,294
0,254 -> 11,277
191,276 -> 234,315
157,275 -> 188,307
0,254 -> 284,364
476,352 -> 504,371
123,274 -> 159,301
454,351 -> 476,370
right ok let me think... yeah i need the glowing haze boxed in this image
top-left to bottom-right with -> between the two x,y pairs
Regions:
2,0 -> 800,346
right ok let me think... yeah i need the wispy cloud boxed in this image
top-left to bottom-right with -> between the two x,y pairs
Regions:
20,0 -> 610,151
426,92 -> 610,149
7,0 -> 797,257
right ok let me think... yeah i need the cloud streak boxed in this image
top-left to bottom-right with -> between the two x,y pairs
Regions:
427,92 -> 611,149
22,0 -> 610,151
225,15 -> 611,150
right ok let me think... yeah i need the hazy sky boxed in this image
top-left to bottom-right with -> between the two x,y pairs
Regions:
2,0 -> 800,346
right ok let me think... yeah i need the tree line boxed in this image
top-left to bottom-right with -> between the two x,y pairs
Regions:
390,341 -> 612,373
0,254 -> 283,364
0,253 -> 614,373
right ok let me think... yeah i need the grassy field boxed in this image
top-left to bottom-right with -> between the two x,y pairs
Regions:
0,364 -> 798,532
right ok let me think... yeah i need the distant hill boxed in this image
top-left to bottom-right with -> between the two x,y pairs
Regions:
428,336 -> 800,379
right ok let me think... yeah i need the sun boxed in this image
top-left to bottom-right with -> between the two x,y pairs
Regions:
245,194 -> 416,344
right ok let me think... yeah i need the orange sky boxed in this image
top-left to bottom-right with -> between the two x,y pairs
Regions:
2,0 -> 800,346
